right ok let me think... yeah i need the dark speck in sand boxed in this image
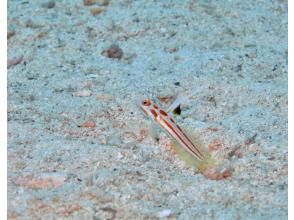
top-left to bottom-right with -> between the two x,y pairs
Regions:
101,44 -> 123,59
272,64 -> 278,71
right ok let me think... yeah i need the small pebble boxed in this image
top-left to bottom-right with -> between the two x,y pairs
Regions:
72,90 -> 92,97
157,209 -> 172,218
203,167 -> 232,180
81,121 -> 96,128
37,32 -> 48,39
90,7 -> 104,16
101,44 -> 123,59
42,0 -> 55,9
7,55 -> 23,69
164,47 -> 178,53
208,140 -> 223,152
157,95 -> 174,104
83,0 -> 96,6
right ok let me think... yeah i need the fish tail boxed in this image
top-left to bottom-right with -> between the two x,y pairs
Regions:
170,128 -> 217,174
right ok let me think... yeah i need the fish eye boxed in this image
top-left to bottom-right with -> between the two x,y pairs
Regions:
142,99 -> 151,106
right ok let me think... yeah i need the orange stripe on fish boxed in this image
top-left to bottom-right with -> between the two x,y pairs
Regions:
139,99 -> 205,161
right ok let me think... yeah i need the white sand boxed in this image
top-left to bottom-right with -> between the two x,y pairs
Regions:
8,0 -> 287,219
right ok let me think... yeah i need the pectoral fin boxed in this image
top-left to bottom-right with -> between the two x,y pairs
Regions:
148,121 -> 160,143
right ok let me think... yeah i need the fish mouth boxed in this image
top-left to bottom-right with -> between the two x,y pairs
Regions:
135,97 -> 150,118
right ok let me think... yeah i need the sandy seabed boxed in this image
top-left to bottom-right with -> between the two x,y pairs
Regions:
8,0 -> 287,219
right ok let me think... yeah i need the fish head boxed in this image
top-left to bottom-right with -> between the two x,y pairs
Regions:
138,99 -> 153,117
